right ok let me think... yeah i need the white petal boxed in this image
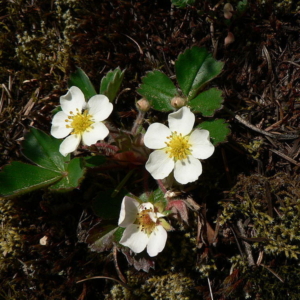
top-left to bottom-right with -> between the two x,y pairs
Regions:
147,225 -> 167,257
144,123 -> 171,149
156,212 -> 165,218
51,125 -> 72,140
59,134 -> 81,157
145,150 -> 174,180
60,86 -> 86,115
118,196 -> 140,227
189,129 -> 215,159
173,155 -> 202,184
52,111 -> 68,126
87,95 -> 113,122
51,111 -> 72,138
81,122 -> 109,146
119,224 -> 149,254
168,106 -> 195,136
148,212 -> 158,223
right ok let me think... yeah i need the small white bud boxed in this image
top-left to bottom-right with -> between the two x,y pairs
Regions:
40,236 -> 49,246
136,98 -> 150,112
225,32 -> 235,46
171,96 -> 186,108
224,3 -> 234,19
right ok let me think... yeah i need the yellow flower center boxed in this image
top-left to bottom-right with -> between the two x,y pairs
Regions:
165,132 -> 192,161
137,207 -> 156,236
65,109 -> 94,135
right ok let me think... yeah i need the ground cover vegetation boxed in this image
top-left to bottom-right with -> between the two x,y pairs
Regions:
1,0 -> 300,299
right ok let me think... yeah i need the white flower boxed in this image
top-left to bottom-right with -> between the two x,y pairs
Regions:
144,106 -> 214,184
118,196 -> 167,257
51,86 -> 113,156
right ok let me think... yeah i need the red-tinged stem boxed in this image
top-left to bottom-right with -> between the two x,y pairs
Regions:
157,179 -> 167,193
131,111 -> 145,135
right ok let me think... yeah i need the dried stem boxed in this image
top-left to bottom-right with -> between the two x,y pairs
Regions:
237,219 -> 255,266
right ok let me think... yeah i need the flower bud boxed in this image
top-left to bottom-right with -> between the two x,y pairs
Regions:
224,3 -> 234,19
40,236 -> 49,246
171,96 -> 186,108
136,98 -> 150,112
224,31 -> 235,46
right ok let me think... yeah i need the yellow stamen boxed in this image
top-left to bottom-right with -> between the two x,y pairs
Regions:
165,132 -> 192,161
65,109 -> 94,135
136,207 -> 156,236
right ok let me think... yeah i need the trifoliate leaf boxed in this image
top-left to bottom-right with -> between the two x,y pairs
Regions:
22,127 -> 69,171
100,67 -> 125,102
198,119 -> 230,145
189,88 -> 223,116
49,157 -> 85,191
68,67 -> 97,100
175,46 -> 224,100
137,70 -> 177,112
0,128 -> 86,197
0,162 -> 62,197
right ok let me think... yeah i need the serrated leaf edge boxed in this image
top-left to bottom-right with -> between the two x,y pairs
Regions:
197,118 -> 231,146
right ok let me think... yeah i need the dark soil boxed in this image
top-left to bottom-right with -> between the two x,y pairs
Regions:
1,0 -> 300,299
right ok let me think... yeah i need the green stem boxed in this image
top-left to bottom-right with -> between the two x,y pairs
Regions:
111,169 -> 135,198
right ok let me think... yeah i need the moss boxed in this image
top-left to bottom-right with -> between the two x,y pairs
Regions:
275,0 -> 300,12
219,256 -> 300,300
220,173 -> 300,259
218,173 -> 300,298
238,139 -> 264,159
144,273 -> 194,300
12,0 -> 78,78
0,0 -> 81,165
105,271 -> 194,300
0,197 -> 24,298
0,198 -> 22,258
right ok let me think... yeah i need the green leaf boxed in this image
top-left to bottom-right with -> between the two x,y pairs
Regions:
139,192 -> 148,203
0,162 -> 62,197
137,70 -> 177,112
0,128 -> 86,196
68,67 -> 97,100
171,0 -> 195,8
113,227 -> 125,243
189,88 -> 223,116
22,127 -> 69,171
92,188 -> 127,220
66,158 -> 85,186
175,47 -> 224,100
152,188 -> 167,205
139,188 -> 167,211
49,158 -> 85,191
51,106 -> 62,115
198,119 -> 231,146
152,188 -> 167,212
100,67 -> 125,102
84,155 -> 106,168
237,0 -> 248,15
